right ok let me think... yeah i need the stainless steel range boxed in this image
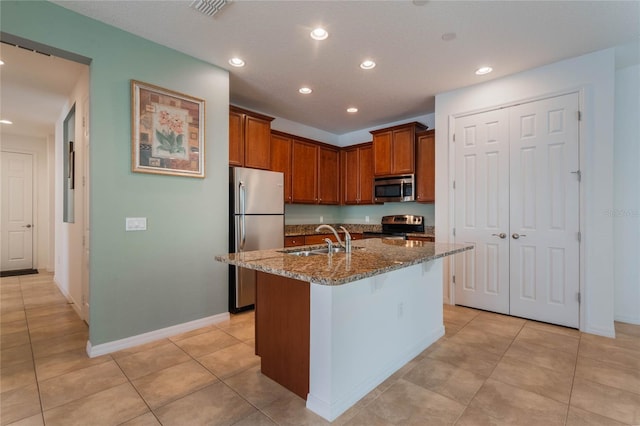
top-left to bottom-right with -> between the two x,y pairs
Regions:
363,215 -> 424,239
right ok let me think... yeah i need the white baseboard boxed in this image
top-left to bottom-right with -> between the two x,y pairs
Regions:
86,312 -> 231,358
614,315 -> 640,326
583,323 -> 616,338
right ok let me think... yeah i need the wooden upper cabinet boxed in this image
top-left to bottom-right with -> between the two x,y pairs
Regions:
291,139 -> 318,204
342,143 -> 374,205
229,110 -> 244,167
392,127 -> 415,174
372,130 -> 392,176
371,122 -> 428,176
415,129 -> 435,203
358,145 -> 374,204
229,106 -> 274,169
270,132 -> 293,203
318,146 -> 340,205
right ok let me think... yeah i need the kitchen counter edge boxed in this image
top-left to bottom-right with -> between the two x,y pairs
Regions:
216,239 -> 472,286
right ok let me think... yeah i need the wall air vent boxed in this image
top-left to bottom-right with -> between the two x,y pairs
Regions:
190,0 -> 231,17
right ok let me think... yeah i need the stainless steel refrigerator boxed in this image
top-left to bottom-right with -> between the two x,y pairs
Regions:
229,167 -> 284,312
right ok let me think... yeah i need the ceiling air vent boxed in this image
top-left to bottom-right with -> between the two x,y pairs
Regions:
190,0 -> 231,17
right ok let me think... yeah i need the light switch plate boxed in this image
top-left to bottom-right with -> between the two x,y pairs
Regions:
126,217 -> 147,231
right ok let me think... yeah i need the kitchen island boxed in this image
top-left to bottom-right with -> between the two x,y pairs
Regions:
216,238 -> 472,421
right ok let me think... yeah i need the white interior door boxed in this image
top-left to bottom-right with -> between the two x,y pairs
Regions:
508,93 -> 580,327
1,152 -> 34,271
454,108 -> 510,314
453,92 -> 580,328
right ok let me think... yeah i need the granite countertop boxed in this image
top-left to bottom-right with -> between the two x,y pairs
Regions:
216,238 -> 472,286
285,224 -> 436,238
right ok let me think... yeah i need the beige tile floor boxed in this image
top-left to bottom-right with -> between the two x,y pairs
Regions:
1,272 -> 639,425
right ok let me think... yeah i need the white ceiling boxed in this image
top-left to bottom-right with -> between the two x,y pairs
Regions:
0,42 -> 87,138
2,1 -> 639,138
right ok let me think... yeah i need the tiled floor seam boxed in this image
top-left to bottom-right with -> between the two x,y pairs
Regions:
20,276 -> 48,426
110,352 -> 163,425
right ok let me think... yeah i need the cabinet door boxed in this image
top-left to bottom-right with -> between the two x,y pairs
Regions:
291,140 -> 318,203
229,110 -> 244,166
342,148 -> 359,204
271,134 -> 293,203
373,131 -> 392,176
358,145 -> 374,204
318,146 -> 340,205
392,127 -> 415,174
416,130 -> 435,203
244,115 -> 272,170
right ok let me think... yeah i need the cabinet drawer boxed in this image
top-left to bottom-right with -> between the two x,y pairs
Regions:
407,236 -> 434,242
304,234 -> 339,245
285,236 -> 305,247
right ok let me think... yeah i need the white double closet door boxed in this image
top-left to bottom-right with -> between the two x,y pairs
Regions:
454,93 -> 580,328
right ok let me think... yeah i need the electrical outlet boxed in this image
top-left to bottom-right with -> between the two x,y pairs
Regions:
126,217 -> 147,231
320,216 -> 324,223
365,216 -> 370,223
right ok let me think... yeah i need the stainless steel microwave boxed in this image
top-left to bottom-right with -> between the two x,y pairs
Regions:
374,174 -> 415,203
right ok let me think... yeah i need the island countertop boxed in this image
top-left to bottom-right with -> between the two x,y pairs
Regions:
215,238 -> 473,286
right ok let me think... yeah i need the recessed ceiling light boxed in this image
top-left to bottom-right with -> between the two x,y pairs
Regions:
475,66 -> 493,75
299,87 -> 313,94
360,60 -> 376,70
228,57 -> 245,67
0,119 -> 13,124
310,28 -> 328,41
347,107 -> 358,113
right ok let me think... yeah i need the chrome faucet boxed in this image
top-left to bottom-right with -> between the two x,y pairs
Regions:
339,226 -> 352,253
323,238 -> 333,253
314,224 -> 352,253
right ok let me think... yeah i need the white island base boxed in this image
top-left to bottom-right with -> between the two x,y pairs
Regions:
306,259 -> 444,421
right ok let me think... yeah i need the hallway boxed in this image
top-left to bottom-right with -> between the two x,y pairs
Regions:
1,273 -> 639,425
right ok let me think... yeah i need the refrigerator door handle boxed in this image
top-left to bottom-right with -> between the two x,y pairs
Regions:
239,180 -> 246,250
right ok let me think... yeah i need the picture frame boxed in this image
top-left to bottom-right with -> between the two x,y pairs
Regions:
131,80 -> 205,178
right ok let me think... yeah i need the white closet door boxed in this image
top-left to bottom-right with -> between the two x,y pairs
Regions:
1,152 -> 34,271
509,93 -> 580,328
454,108 -> 510,314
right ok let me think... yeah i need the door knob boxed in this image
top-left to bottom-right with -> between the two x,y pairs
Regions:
24,224 -> 32,228
491,233 -> 507,239
512,233 -> 526,239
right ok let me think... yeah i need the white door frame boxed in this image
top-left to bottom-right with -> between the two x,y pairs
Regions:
1,149 -> 39,271
448,88 -> 586,330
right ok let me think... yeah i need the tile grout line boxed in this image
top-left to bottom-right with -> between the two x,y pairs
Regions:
18,274 -> 47,426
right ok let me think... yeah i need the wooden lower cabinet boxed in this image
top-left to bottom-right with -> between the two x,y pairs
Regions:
286,233 -> 364,247
407,235 -> 435,242
256,272 -> 310,399
284,235 -> 305,247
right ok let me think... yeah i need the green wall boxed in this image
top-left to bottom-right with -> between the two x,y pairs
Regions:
1,1 -> 230,345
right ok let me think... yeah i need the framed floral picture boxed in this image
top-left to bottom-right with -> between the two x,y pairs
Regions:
131,80 -> 205,178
